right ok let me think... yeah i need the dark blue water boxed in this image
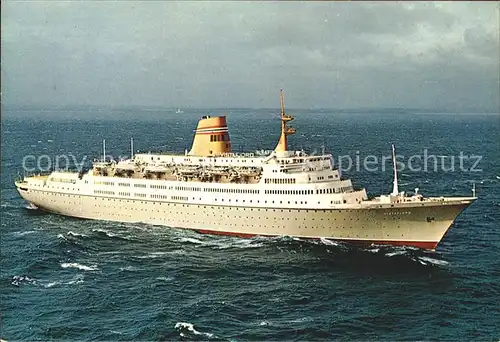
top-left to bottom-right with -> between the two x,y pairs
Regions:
1,108 -> 499,340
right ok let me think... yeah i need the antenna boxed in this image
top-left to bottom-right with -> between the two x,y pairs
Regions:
130,138 -> 134,160
280,89 -> 285,117
472,182 -> 476,197
391,144 -> 399,196
103,139 -> 106,163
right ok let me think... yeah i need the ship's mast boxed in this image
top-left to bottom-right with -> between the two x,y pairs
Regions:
130,137 -> 134,160
103,139 -> 106,163
391,144 -> 399,196
274,89 -> 296,152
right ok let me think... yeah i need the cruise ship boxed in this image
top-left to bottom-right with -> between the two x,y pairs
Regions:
15,91 -> 476,250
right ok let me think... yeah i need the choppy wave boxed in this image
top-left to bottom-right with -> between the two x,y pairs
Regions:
67,231 -> 88,238
60,263 -> 98,271
92,228 -> 118,238
178,237 -> 205,244
174,322 -> 215,339
43,275 -> 85,288
91,228 -> 136,241
1,201 -> 20,209
11,275 -> 37,286
156,276 -> 173,282
386,250 -> 407,257
135,251 -> 182,259
417,256 -> 449,266
320,237 -> 339,246
119,266 -> 141,272
11,230 -> 37,237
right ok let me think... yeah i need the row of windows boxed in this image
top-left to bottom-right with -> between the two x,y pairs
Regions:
92,181 -> 260,194
95,181 -> 115,186
264,178 -> 296,184
317,186 -> 352,194
172,196 -> 189,201
151,194 -> 169,199
94,190 -> 115,195
318,188 -> 336,194
32,188 -> 352,206
204,188 -> 258,194
265,189 -> 314,195
209,133 -> 230,142
175,186 -> 202,192
151,185 -> 170,189
50,177 -> 76,184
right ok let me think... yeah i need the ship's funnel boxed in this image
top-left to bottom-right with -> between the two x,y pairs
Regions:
188,116 -> 232,157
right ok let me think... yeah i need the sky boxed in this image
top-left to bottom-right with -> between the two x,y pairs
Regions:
1,1 -> 499,111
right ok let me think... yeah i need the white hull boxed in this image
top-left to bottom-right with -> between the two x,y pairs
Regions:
17,186 -> 471,249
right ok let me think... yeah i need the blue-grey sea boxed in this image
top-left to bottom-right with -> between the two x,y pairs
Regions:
1,107 -> 499,340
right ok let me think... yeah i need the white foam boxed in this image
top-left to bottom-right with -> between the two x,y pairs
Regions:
67,274 -> 85,285
418,256 -> 449,266
61,262 -> 98,271
214,239 -> 264,250
320,238 -> 338,246
385,250 -> 407,257
12,230 -> 36,237
44,274 -> 85,287
119,266 -> 140,272
136,251 -> 180,259
92,228 -> 117,237
67,231 -> 88,238
25,203 -> 38,210
178,237 -> 204,244
11,275 -> 37,286
156,276 -> 173,282
174,322 -> 214,338
288,317 -> 313,323
44,282 -> 58,288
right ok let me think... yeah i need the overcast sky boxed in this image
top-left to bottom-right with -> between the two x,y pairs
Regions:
1,1 -> 499,110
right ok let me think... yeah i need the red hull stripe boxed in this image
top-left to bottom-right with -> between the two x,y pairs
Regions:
197,125 -> 227,130
196,229 -> 439,250
196,131 -> 229,135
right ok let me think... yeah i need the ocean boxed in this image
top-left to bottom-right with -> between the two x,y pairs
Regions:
1,107 -> 499,340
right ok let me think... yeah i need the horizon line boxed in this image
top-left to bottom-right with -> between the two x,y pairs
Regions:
2,103 -> 498,114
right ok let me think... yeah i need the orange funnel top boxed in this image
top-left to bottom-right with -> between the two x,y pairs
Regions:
188,116 -> 232,156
